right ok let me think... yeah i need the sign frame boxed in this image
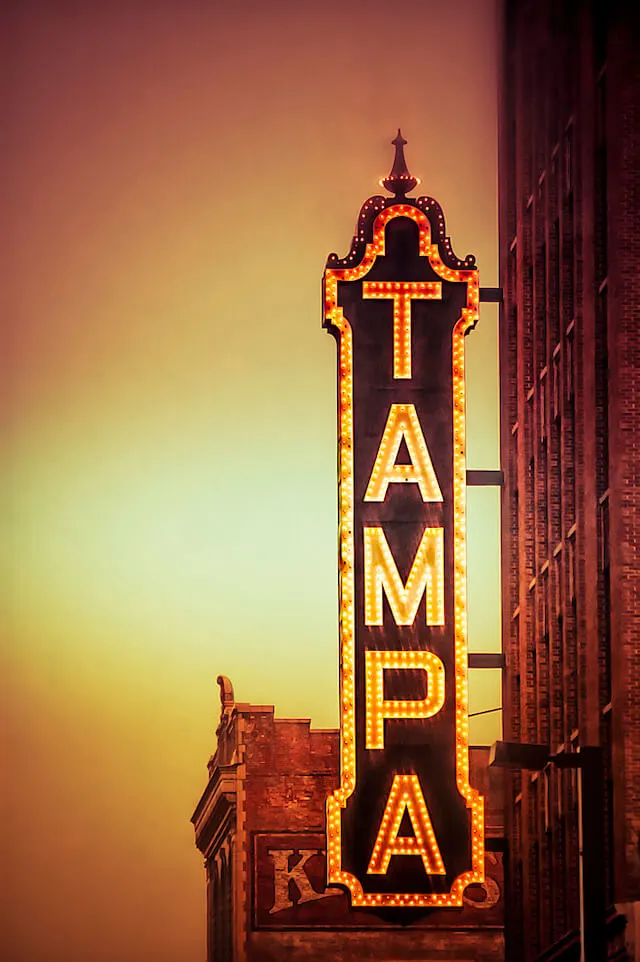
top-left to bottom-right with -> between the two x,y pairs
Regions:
323,186 -> 485,908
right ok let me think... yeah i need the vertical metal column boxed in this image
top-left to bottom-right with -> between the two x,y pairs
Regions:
576,747 -> 606,962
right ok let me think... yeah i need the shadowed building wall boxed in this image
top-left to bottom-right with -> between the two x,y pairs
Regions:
498,0 -> 640,958
192,678 -> 505,962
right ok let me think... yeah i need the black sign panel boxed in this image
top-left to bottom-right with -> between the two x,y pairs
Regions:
323,196 -> 484,908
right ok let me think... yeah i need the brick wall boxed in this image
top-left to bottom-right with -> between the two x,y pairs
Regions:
498,0 -> 640,958
194,694 -> 505,962
607,6 -> 640,901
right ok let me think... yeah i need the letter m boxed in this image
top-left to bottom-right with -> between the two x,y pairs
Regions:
364,526 -> 444,626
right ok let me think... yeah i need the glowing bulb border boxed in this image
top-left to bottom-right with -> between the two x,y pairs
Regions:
324,204 -> 484,907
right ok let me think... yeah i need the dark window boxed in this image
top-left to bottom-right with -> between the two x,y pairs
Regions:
540,372 -> 547,443
596,287 -> 609,496
552,351 -> 561,421
594,1 -> 608,73
554,551 -> 562,616
551,218 -> 561,345
595,71 -> 608,285
563,126 -> 573,198
567,535 -> 576,602
566,328 -> 574,402
598,496 -> 611,707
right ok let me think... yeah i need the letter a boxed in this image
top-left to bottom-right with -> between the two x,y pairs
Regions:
365,404 -> 443,503
368,774 -> 445,875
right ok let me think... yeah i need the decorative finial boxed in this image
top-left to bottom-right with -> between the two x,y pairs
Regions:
217,674 -> 235,715
381,129 -> 418,198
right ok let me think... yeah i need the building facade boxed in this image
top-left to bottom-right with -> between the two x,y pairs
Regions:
498,0 -> 640,958
192,677 -> 505,962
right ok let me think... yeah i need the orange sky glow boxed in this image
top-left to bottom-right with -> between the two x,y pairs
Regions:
3,2 -> 500,959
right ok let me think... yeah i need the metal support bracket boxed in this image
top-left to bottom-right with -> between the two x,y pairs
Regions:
468,653 -> 506,669
479,287 -> 503,303
466,470 -> 504,486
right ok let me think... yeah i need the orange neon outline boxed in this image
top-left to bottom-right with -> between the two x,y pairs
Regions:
324,204 -> 484,907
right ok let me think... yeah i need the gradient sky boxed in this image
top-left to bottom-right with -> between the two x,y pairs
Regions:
2,2 -> 500,959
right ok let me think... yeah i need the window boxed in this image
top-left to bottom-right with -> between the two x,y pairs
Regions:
539,571 -> 549,640
553,550 -> 563,616
598,495 -> 611,707
563,124 -> 573,197
567,534 -> 576,602
595,71 -> 608,285
565,326 -> 575,402
596,286 -> 609,495
552,350 -> 561,420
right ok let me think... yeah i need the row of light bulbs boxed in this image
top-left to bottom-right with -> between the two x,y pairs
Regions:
324,205 -> 484,905
334,194 -> 470,273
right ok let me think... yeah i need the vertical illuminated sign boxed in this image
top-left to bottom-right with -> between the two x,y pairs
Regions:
324,132 -> 484,908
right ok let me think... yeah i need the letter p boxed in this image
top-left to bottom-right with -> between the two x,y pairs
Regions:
365,650 -> 445,750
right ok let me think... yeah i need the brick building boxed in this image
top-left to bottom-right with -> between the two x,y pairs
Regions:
497,1 -> 640,959
192,677 -> 505,962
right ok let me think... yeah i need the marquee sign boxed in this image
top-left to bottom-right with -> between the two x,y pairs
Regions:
323,132 -> 484,908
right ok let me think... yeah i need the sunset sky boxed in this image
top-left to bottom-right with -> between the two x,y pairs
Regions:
3,2 -> 500,959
